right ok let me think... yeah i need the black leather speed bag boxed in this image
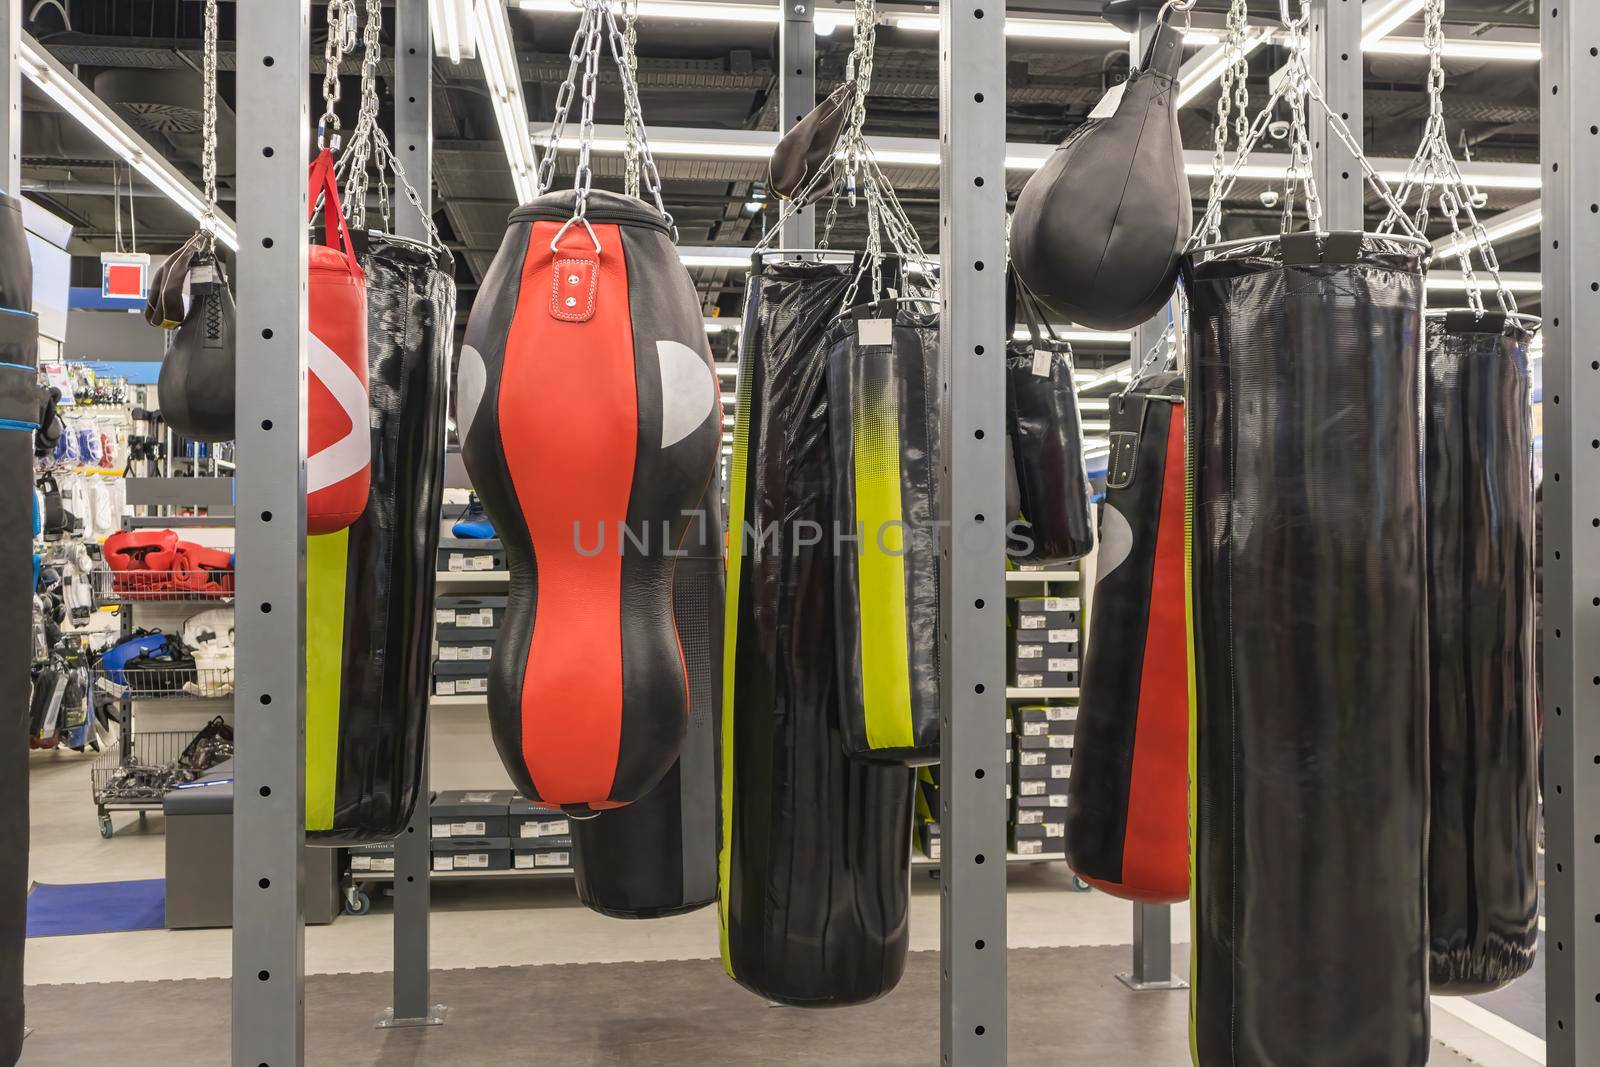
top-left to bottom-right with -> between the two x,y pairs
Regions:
157,257 -> 237,442
1010,19 -> 1190,331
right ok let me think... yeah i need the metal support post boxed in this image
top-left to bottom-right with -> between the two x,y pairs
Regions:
778,0 -> 815,246
938,0 -> 1008,1062
1308,0 -> 1363,229
378,0 -> 447,1031
1540,4 -> 1600,1063
0,0 -> 18,196
231,3 -> 310,1065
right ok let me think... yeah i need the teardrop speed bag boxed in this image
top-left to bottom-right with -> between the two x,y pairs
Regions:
830,301 -> 942,765
1066,371 -> 1187,904
306,232 -> 454,844
1425,314 -> 1539,994
1185,233 -> 1430,1066
1010,18 -> 1189,331
151,236 -> 237,443
1006,277 -> 1094,566
459,190 -> 721,814
720,257 -> 914,1007
571,481 -> 724,918
0,191 -> 37,1065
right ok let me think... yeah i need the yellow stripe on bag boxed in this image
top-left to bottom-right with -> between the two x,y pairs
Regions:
305,529 -> 349,833
855,359 -> 915,753
718,346 -> 755,977
1181,398 -> 1201,1065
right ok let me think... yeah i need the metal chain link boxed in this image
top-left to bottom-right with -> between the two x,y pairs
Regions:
602,1 -> 671,225
319,0 -> 357,151
1203,0 -> 1252,244
535,4 -> 593,197
200,0 -> 219,254
621,0 -> 641,198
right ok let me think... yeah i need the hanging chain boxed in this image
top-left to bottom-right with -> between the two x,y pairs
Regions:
319,0 -> 357,151
621,0 -> 641,198
603,0 -> 671,224
1203,0 -> 1252,244
571,5 -> 605,222
199,0 -> 219,254
535,4 -> 593,196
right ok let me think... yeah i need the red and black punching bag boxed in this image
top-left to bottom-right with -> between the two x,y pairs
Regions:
306,148 -> 370,534
1065,371 -> 1188,904
458,190 -> 721,814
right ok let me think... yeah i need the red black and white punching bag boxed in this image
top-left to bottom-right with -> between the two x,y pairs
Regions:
458,190 -> 721,815
1065,371 -> 1189,904
306,148 -> 370,534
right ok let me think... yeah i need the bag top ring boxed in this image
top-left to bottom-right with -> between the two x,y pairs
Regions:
551,215 -> 603,255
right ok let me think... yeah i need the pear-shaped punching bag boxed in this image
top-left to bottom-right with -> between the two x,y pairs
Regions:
149,234 -> 237,443
570,480 -> 724,918
1010,18 -> 1190,331
0,189 -> 36,1067
305,148 -> 371,535
459,190 -> 721,815
1424,314 -> 1540,994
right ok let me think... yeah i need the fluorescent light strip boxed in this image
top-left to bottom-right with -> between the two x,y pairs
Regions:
1431,203 -> 1543,260
1427,275 -> 1542,294
19,35 -> 239,251
1366,37 -> 1540,62
1079,399 -> 1110,412
1361,0 -> 1426,48
716,365 -> 738,378
1175,28 -> 1274,110
475,0 -> 538,203
430,0 -> 475,62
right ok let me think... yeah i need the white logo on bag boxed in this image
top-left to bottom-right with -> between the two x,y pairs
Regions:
306,331 -> 371,494
656,339 -> 717,449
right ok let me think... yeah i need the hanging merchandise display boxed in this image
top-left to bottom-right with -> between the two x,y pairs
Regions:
1005,274 -> 1094,566
1065,369 -> 1186,904
769,82 -> 854,204
149,0 -> 236,443
305,0 -> 456,844
1183,5 -> 1433,1063
1382,0 -> 1540,995
720,255 -> 914,1006
458,0 -> 720,814
1010,0 -> 1192,331
0,190 -> 36,1067
571,482 -> 723,919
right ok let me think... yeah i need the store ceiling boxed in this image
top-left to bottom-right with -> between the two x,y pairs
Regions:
18,0 -> 1544,355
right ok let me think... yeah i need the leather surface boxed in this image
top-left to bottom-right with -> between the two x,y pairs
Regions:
1066,373 -> 1187,904
770,82 -> 854,204
1011,22 -> 1190,331
305,232 -> 453,844
0,194 -> 31,312
460,190 -> 718,812
1184,235 -> 1430,1066
719,258 -> 914,1007
158,261 -> 236,442
829,306 -> 942,764
1424,319 -> 1540,994
572,483 -> 724,918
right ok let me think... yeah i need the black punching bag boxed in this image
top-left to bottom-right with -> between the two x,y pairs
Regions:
0,190 -> 37,1067
571,481 -> 724,918
1424,313 -> 1540,994
1185,233 -> 1430,1066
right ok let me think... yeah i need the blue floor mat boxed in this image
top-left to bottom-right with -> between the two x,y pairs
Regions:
26,879 -> 166,937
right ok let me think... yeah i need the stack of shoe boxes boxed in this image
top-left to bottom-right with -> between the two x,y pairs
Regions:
432,595 -> 507,697
1009,704 -> 1073,855
1008,596 -> 1081,690
509,797 -> 574,870
430,789 -> 513,872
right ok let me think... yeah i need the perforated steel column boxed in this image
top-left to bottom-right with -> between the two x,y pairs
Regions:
231,2 -> 310,1064
0,0 -> 18,196
1309,0 -> 1364,229
779,0 -> 815,246
1540,4 -> 1600,1062
938,0 -> 1008,1061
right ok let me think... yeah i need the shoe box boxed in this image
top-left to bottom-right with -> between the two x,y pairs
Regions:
431,790 -> 513,839
1009,597 -> 1080,688
436,536 -> 506,574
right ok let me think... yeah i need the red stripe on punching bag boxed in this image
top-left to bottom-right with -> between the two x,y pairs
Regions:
499,221 -> 636,805
1117,405 -> 1190,900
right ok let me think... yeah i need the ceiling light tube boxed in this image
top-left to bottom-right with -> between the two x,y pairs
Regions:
475,0 -> 538,204
1365,37 -> 1540,62
1427,274 -> 1542,294
430,0 -> 476,62
1361,0 -> 1426,47
18,34 -> 239,251
1430,202 -> 1542,260
1175,28 -> 1274,109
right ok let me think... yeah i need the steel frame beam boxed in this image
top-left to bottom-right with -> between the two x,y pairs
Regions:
1539,4 -> 1600,1063
230,2 -> 310,1064
778,0 -> 815,246
1309,0 -> 1365,229
938,0 -> 1008,1062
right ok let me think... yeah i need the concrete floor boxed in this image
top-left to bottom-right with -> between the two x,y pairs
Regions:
22,746 -> 1546,1065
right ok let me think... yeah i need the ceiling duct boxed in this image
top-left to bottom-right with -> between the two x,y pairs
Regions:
90,68 -> 236,177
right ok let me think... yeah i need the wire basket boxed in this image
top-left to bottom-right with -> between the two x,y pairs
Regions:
92,567 -> 236,604
93,664 -> 235,700
91,721 -> 235,807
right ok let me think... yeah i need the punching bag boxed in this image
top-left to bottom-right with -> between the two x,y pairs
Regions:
149,232 -> 237,443
1185,233 -> 1430,1066
1424,313 -> 1540,993
459,189 -> 721,814
305,232 -> 453,843
571,482 -> 723,918
829,296 -> 942,765
1065,371 -> 1187,904
720,256 -> 914,1007
306,148 -> 371,535
0,190 -> 35,1067
1010,18 -> 1189,330
1005,276 -> 1094,565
